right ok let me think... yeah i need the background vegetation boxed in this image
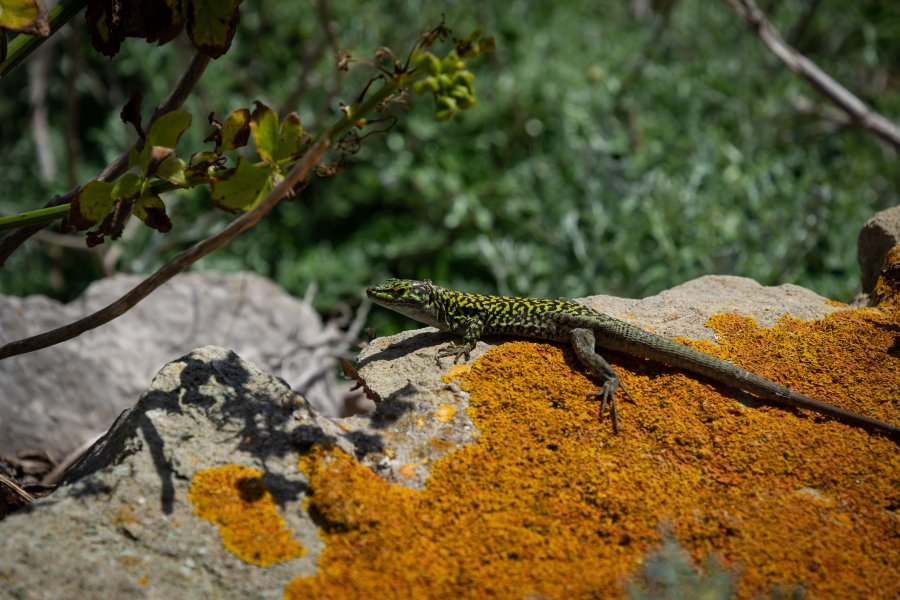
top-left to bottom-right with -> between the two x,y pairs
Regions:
1,0 -> 898,334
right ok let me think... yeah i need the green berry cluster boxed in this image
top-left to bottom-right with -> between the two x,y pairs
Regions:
411,29 -> 494,121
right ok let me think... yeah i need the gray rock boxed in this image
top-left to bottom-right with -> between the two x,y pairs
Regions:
0,272 -> 353,460
0,346 -> 327,600
857,205 -> 900,294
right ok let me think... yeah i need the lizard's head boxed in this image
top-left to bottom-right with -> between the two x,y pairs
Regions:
366,278 -> 442,326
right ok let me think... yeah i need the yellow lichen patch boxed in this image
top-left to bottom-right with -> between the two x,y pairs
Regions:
188,465 -> 305,567
442,362 -> 472,382
434,404 -> 456,423
288,309 -> 899,598
397,463 -> 418,478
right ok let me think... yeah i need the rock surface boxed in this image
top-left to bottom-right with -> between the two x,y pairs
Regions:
0,272 -> 354,460
0,276 -> 877,599
857,204 -> 900,294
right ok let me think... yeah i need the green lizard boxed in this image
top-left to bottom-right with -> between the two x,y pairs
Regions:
366,278 -> 899,438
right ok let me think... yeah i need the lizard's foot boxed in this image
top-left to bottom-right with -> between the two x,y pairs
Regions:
586,379 -> 633,434
435,343 -> 471,365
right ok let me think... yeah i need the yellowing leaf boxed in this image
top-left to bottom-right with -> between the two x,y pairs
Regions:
112,172 -> 143,200
250,102 -> 278,164
209,157 -> 274,212
220,108 -> 251,152
76,180 -> 115,223
146,110 -> 192,149
0,0 -> 49,35
134,192 -> 172,233
187,0 -> 240,58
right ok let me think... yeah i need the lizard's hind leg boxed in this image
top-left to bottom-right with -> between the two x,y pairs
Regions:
570,327 -> 633,434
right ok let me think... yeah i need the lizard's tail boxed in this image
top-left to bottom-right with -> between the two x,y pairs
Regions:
605,329 -> 900,438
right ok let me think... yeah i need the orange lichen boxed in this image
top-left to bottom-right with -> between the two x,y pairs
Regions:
188,465 -> 305,567
398,463 -> 418,478
287,308 -> 899,598
434,404 -> 457,423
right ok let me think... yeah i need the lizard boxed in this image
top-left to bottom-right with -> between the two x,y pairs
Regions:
366,278 -> 899,438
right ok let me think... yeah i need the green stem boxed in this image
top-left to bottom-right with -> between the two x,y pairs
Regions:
0,0 -> 90,80
0,204 -> 71,230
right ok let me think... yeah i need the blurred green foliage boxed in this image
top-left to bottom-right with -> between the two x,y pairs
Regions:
1,0 -> 898,335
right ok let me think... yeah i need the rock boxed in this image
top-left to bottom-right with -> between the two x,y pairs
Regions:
857,205 -> 900,294
0,272 -> 353,460
0,346 -> 326,599
2,276 -> 892,598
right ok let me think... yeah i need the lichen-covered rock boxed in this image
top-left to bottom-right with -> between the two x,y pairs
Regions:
2,277 -> 897,599
0,346 -> 329,600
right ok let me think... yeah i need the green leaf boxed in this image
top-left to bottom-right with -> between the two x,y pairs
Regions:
133,191 -> 172,233
273,112 -> 302,162
140,146 -> 174,177
156,154 -> 188,186
209,157 -> 274,212
220,108 -> 251,152
112,172 -> 143,199
187,0 -> 240,58
76,180 -> 115,223
146,110 -> 192,149
250,101 -> 278,164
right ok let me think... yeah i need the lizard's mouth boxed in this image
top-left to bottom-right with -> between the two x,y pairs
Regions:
366,287 -> 408,308
365,287 -> 391,302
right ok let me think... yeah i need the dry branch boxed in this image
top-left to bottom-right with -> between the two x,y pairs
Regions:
723,0 -> 900,150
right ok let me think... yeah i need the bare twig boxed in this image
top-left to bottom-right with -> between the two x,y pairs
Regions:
723,0 -> 900,151
0,52 -> 212,266
0,136 -> 331,360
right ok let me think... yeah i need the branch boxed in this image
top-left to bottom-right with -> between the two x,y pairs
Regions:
0,52 -> 211,265
723,0 -> 900,151
0,136 -> 331,360
0,63 -> 406,359
0,0 -> 89,80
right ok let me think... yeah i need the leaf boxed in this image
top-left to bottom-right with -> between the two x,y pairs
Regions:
133,191 -> 172,233
220,108 -> 251,152
85,0 -> 184,58
274,112 -> 303,162
186,0 -> 240,59
155,154 -> 188,186
64,180 -> 116,231
95,196 -> 137,243
209,157 -> 274,212
0,0 -> 49,36
85,0 -> 124,56
120,89 -> 145,139
187,151 -> 224,176
140,146 -> 174,177
76,180 -> 115,223
250,101 -> 278,164
146,109 -> 192,149
112,172 -> 143,200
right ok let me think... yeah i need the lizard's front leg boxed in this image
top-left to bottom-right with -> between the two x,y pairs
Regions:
570,327 -> 634,434
435,315 -> 484,364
